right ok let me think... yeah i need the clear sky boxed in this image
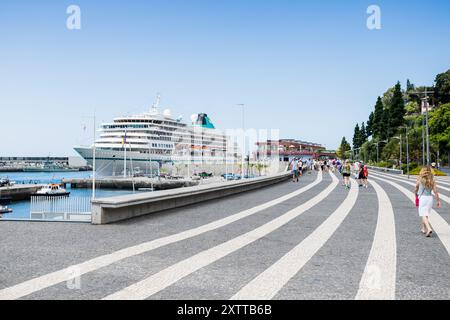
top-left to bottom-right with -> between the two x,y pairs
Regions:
1,0 -> 449,156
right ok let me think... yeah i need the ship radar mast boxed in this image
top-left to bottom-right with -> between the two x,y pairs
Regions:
150,93 -> 161,114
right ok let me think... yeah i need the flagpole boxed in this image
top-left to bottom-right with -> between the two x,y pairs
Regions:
123,129 -> 127,178
92,114 -> 96,199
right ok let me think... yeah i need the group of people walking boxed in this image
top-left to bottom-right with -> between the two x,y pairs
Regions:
290,157 -> 441,238
290,158 -> 370,188
336,159 -> 369,189
289,158 -> 334,182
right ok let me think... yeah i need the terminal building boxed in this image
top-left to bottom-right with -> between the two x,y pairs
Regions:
0,157 -> 70,165
0,157 -> 87,168
255,139 -> 336,162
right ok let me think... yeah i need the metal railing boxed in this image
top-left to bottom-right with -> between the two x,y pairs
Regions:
366,165 -> 403,175
30,196 -> 92,222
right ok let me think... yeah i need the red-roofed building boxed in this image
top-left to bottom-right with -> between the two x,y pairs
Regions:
255,139 -> 336,161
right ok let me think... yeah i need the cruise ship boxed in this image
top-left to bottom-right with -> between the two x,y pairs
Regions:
74,96 -> 240,176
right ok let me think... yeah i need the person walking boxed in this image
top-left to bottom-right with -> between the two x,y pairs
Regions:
342,160 -> 351,189
357,163 -> 365,187
291,158 -> 299,182
298,159 -> 303,177
414,167 -> 441,237
362,165 -> 369,188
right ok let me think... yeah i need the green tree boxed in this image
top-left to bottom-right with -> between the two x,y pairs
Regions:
382,87 -> 395,108
406,79 -> 415,92
353,123 -> 361,149
366,111 -> 374,137
434,70 -> 450,105
337,137 -> 351,159
360,122 -> 367,143
429,103 -> 450,153
388,81 -> 406,136
381,109 -> 390,140
373,96 -> 385,138
381,139 -> 400,164
405,101 -> 419,115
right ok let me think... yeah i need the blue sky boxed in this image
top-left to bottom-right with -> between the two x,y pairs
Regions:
0,0 -> 449,156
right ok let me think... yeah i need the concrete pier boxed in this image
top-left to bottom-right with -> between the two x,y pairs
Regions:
91,172 -> 291,224
62,177 -> 200,191
0,184 -> 45,202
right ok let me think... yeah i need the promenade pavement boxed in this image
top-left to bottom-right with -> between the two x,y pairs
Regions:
0,169 -> 449,300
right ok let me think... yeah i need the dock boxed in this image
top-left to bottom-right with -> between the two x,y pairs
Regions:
0,184 -> 46,202
62,177 -> 200,191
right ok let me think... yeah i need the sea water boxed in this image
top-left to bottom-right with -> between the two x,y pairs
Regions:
0,171 -> 139,221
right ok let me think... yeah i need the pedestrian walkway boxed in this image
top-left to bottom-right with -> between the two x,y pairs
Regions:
0,170 -> 449,300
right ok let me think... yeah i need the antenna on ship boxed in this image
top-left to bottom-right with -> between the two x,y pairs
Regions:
150,93 -> 161,114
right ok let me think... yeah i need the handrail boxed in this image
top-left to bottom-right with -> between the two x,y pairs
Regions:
366,165 -> 403,175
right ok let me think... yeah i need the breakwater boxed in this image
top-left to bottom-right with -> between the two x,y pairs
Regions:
62,177 -> 200,191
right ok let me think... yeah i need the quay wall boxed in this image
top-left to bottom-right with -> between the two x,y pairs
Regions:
0,184 -> 45,201
63,178 -> 199,190
91,171 -> 291,225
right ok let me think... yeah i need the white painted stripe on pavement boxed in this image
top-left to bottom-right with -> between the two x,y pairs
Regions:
355,180 -> 397,300
434,177 -> 450,186
376,172 -> 450,191
374,171 -> 450,190
0,172 -> 323,300
103,173 -> 339,300
371,175 -> 450,256
371,172 -> 450,204
231,177 -> 358,300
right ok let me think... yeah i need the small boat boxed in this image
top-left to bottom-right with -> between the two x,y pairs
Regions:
0,178 -> 10,187
0,205 -> 12,214
0,196 -> 12,204
33,184 -> 70,197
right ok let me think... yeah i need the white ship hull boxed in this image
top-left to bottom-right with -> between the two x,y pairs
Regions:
75,147 -> 237,177
74,96 -> 240,176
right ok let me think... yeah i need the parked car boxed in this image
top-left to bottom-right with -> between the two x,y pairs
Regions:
197,172 -> 213,178
221,173 -> 241,180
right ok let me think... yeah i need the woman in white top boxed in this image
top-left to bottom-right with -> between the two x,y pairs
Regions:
414,167 -> 441,237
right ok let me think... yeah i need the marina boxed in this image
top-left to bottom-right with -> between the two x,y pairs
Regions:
0,169 -> 231,221
0,171 -> 136,221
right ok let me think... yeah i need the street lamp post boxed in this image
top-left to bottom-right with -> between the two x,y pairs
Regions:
236,104 -> 245,179
376,140 -> 388,164
424,98 -> 431,166
92,114 -> 96,199
392,135 -> 402,169
82,114 -> 97,199
352,147 -> 361,162
399,125 -> 410,179
422,113 -> 425,166
412,89 -> 434,166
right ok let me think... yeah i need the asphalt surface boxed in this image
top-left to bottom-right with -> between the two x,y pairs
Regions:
0,169 -> 449,300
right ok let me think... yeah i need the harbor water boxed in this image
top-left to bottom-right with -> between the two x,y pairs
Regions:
0,171 -> 139,221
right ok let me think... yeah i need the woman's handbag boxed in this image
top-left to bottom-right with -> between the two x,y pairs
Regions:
416,189 -> 424,207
